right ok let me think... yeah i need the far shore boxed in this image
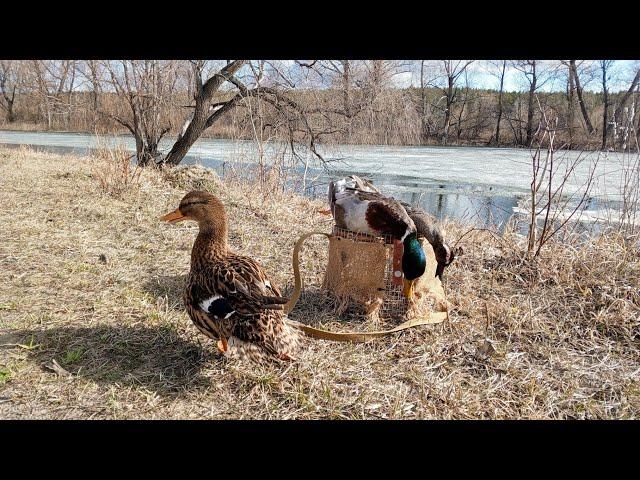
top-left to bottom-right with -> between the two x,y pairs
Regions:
0,123 -> 613,152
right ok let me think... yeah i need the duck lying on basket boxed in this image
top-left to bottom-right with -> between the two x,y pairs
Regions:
326,176 -> 458,298
161,191 -> 300,363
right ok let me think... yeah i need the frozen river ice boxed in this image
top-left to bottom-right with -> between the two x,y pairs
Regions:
1,130 -> 630,231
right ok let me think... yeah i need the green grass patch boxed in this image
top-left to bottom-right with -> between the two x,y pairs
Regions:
62,347 -> 86,365
0,367 -> 11,384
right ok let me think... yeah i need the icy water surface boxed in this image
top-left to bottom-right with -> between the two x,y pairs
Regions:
1,130 -> 630,232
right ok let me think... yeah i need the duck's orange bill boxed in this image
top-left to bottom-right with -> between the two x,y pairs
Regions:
160,209 -> 186,222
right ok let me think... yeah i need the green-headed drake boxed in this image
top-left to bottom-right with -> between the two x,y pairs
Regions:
328,177 -> 426,299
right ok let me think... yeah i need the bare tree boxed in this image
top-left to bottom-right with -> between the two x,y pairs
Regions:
513,60 -> 539,146
0,60 -> 21,122
601,60 -> 614,149
320,60 -> 356,118
486,60 -> 507,145
569,60 -> 595,135
313,60 -> 369,139
101,60 -> 180,165
440,61 -> 474,144
454,69 -> 472,141
419,60 -> 433,141
78,60 -> 105,131
163,60 -> 250,166
163,60 -> 381,167
26,60 -> 79,129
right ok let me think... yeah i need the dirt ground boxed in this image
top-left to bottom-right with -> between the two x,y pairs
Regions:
0,146 -> 638,419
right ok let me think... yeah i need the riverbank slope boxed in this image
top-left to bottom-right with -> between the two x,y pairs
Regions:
0,147 -> 638,419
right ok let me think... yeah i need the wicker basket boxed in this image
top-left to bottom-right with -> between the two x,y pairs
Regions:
322,226 -> 448,320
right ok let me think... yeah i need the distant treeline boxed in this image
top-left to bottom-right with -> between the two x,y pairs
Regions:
3,88 -> 637,149
1,60 -> 639,158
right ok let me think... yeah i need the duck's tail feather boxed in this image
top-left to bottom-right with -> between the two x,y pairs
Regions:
225,321 -> 301,363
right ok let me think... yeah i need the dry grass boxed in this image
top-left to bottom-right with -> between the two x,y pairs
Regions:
0,146 -> 639,419
91,144 -> 142,197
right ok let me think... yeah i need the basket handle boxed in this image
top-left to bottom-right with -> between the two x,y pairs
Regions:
283,231 -> 331,314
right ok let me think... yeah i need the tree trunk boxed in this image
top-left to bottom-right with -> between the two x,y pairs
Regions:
164,61 -> 247,166
571,60 -> 595,135
6,102 -> 15,122
442,76 -> 454,144
494,61 -> 506,145
602,66 -> 609,150
164,109 -> 208,166
456,89 -> 467,140
89,60 -> 100,131
342,60 -> 351,117
3,90 -> 16,122
567,61 -> 575,148
420,61 -> 430,142
341,60 -> 352,138
525,64 -> 537,147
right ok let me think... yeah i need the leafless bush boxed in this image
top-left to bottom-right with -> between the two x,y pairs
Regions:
92,143 -> 142,196
526,101 -> 598,257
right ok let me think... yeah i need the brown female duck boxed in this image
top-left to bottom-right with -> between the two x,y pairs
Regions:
161,190 -> 300,362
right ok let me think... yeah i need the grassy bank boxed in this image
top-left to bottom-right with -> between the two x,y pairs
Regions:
0,146 -> 638,419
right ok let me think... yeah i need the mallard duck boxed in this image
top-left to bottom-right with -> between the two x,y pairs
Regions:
328,178 -> 426,299
160,190 -> 300,363
398,202 -> 458,281
327,176 -> 458,282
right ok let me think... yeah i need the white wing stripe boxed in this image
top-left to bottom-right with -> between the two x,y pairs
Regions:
199,295 -> 222,312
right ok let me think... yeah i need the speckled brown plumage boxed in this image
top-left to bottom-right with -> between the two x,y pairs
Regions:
162,190 -> 300,363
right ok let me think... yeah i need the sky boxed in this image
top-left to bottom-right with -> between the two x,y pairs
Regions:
390,60 -> 639,93
14,60 -> 635,95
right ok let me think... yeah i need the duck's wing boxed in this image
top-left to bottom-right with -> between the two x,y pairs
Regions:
401,202 -> 444,244
343,190 -> 416,238
189,255 -> 286,324
215,255 -> 286,315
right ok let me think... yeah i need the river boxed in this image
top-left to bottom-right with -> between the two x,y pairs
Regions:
0,130 -> 631,232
